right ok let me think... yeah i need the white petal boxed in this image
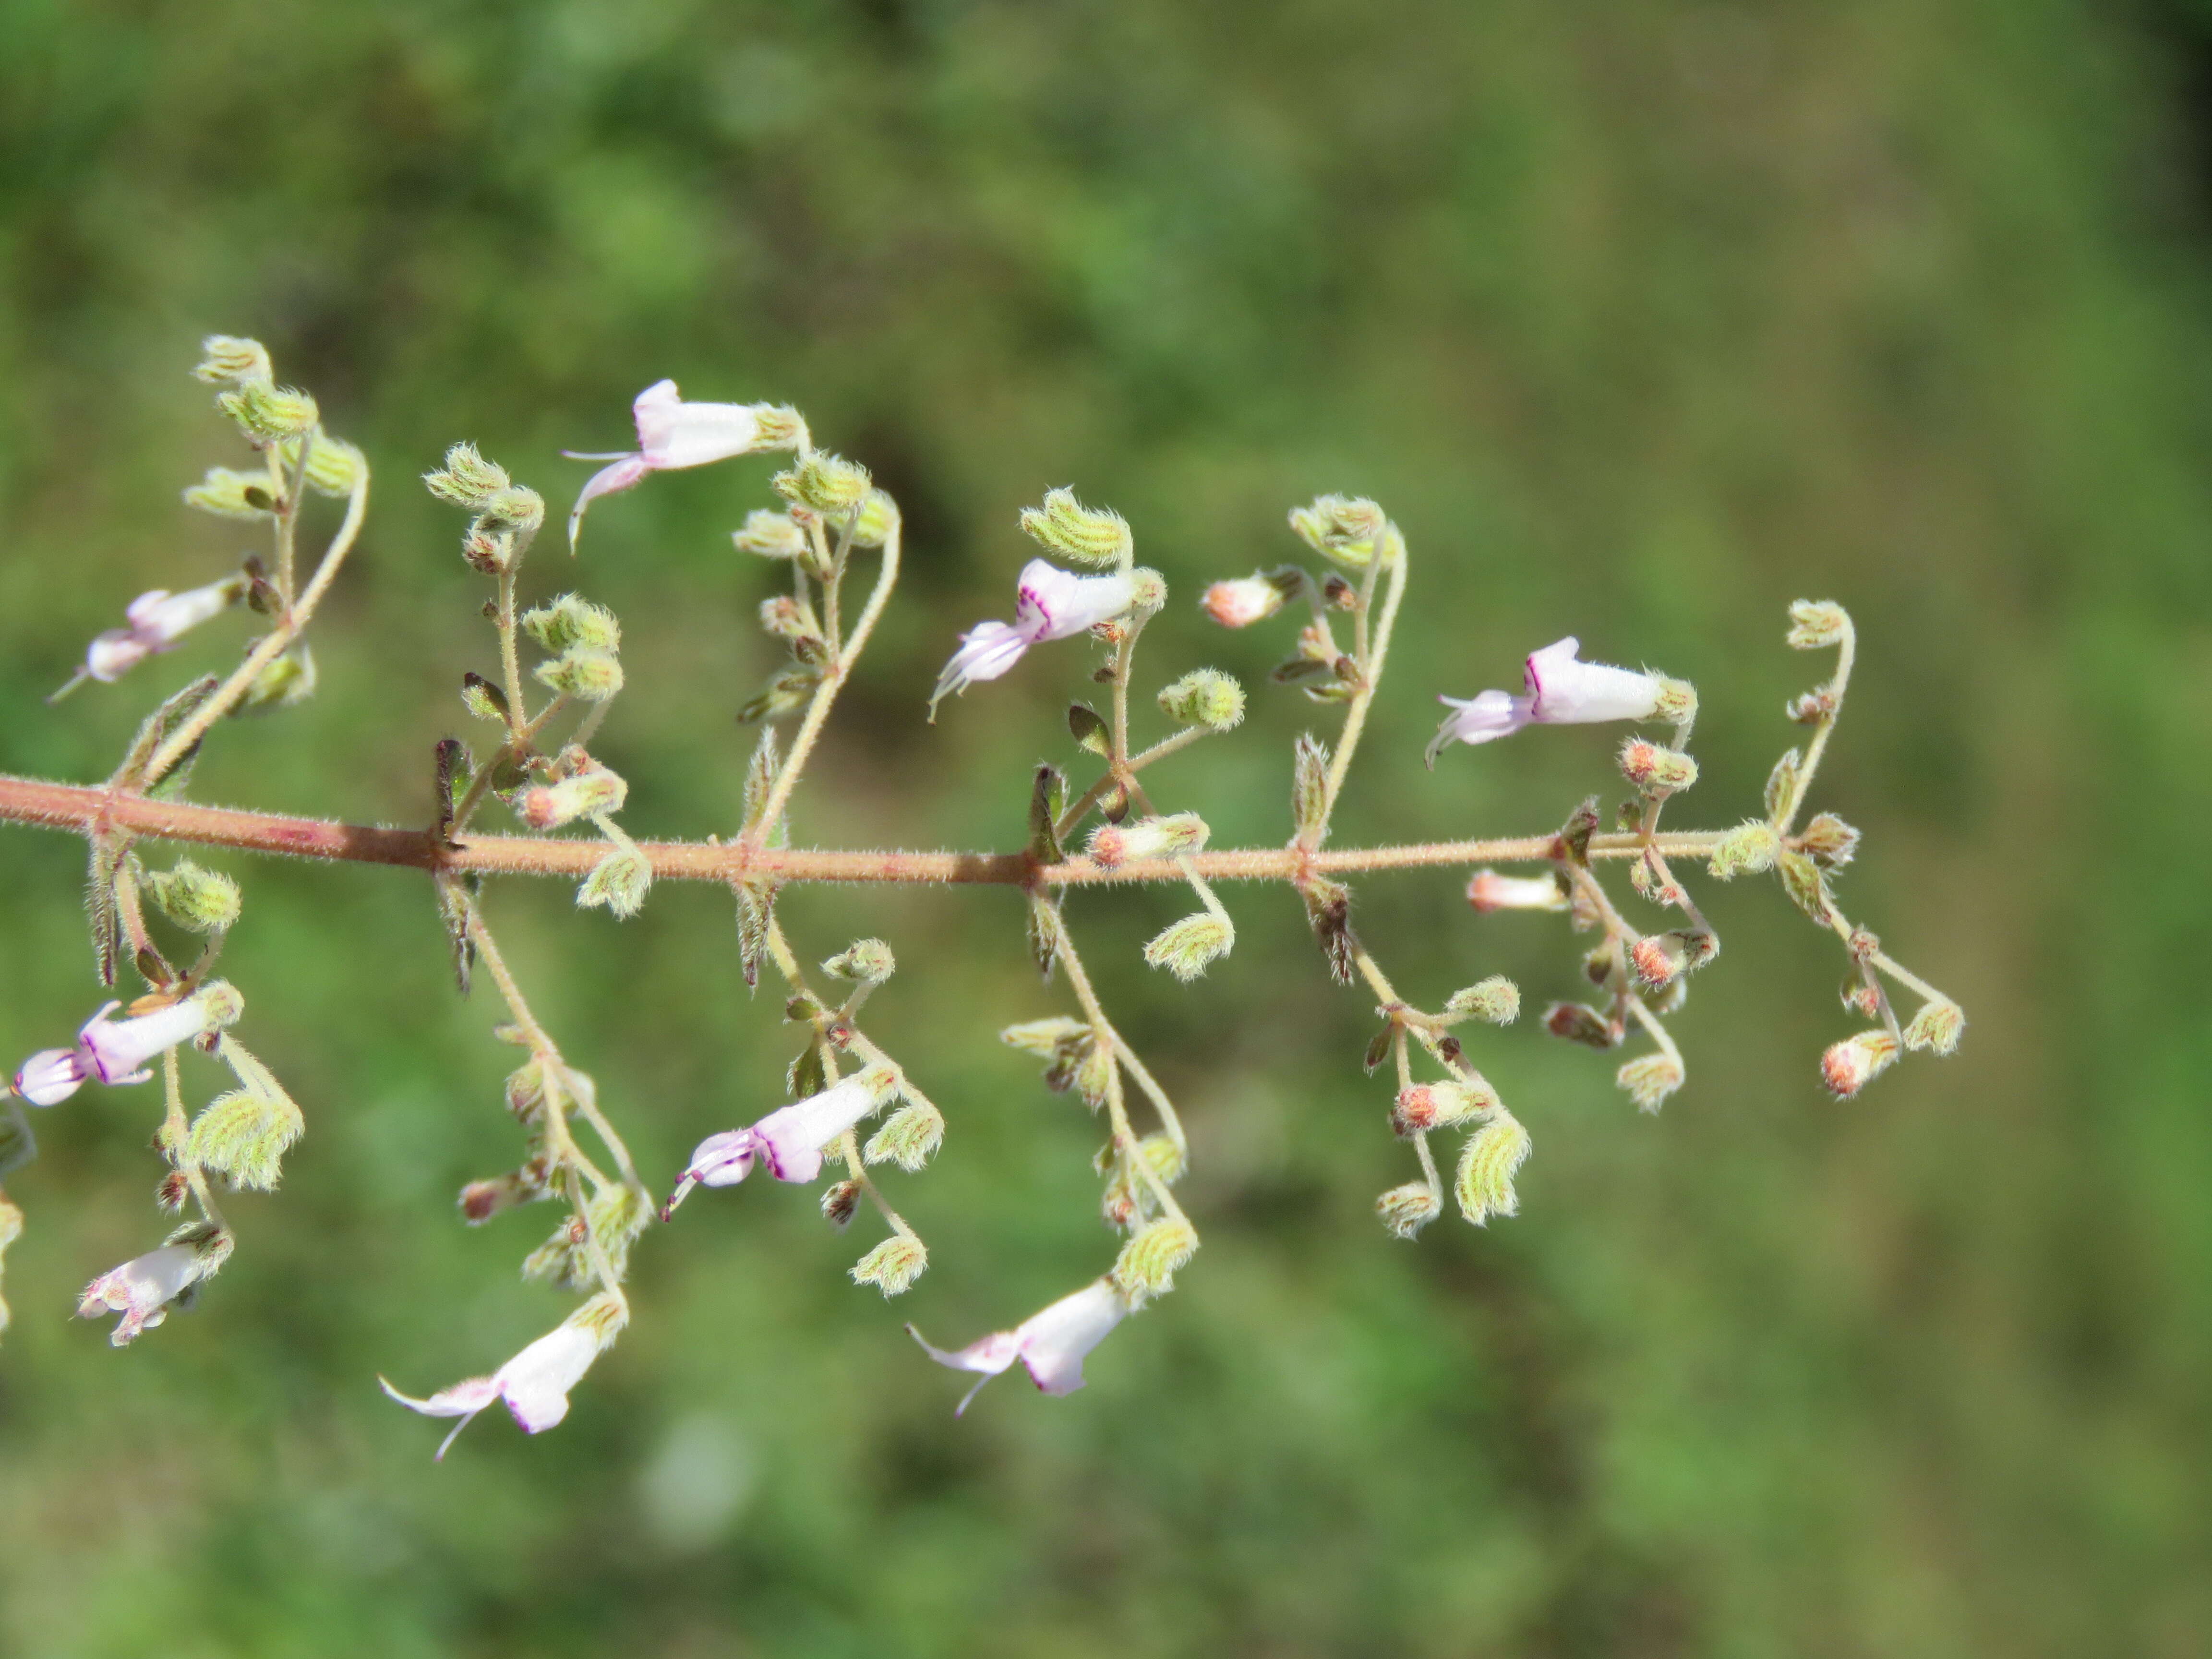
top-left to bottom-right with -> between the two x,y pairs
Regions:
496,1320 -> 607,1433
1425,690 -> 1531,763
85,629 -> 152,683
1012,1279 -> 1130,1397
379,1373 -> 502,1419
682,1129 -> 757,1188
132,577 -> 239,645
633,379 -> 763,469
78,998 -> 214,1085
1523,637 -> 1660,725
14,1046 -> 89,1106
567,455 -> 652,550
1015,559 -> 1134,642
749,1076 -> 880,1183
907,1323 -> 1022,1416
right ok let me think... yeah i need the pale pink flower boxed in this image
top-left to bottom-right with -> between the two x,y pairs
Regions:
381,1295 -> 626,1459
661,1071 -> 895,1214
58,576 -> 243,697
1427,637 -> 1666,763
79,1233 -> 229,1346
566,380 -> 785,548
12,983 -> 241,1107
930,559 -> 1137,714
908,1277 -> 1131,1414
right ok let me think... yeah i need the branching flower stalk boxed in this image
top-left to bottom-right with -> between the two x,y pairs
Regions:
0,337 -> 1964,1448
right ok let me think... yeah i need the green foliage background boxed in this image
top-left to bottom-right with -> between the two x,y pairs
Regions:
0,1 -> 2206,1653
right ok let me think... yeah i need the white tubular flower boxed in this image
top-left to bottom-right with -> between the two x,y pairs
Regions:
78,1231 -> 229,1346
64,576 -> 244,692
1427,637 -> 1666,763
1524,637 -> 1664,724
1466,869 -> 1567,914
930,559 -> 1137,714
12,983 -> 241,1106
381,1295 -> 626,1459
663,1070 -> 897,1211
907,1277 -> 1131,1415
566,380 -> 786,549
750,1070 -> 895,1184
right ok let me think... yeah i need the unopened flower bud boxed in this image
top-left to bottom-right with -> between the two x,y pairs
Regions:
1616,1053 -> 1684,1114
423,442 -> 512,509
733,509 -> 808,559
1112,1217 -> 1197,1303
1141,912 -> 1234,981
461,673 -> 507,722
1201,574 -> 1289,628
1138,1132 -> 1185,1186
1820,1029 -> 1899,1098
192,335 -> 272,387
1797,813 -> 1861,868
1088,812 -> 1208,869
1125,567 -> 1167,613
1287,494 -> 1386,567
1155,668 -> 1246,732
864,1101 -> 945,1173
1707,820 -> 1780,880
1001,1017 -> 1090,1061
1392,1080 -> 1492,1136
1619,738 -> 1698,793
822,938 -> 896,982
773,451 -> 872,515
1652,678 -> 1698,724
217,380 -> 319,445
1788,687 -> 1837,724
577,843 -> 651,919
1903,1000 -> 1965,1056
286,434 -> 366,498
184,1086 -> 304,1191
523,593 -> 621,655
851,1235 -> 929,1297
237,645 -> 316,710
745,404 -> 807,451
850,490 -> 900,549
1630,933 -> 1688,990
1020,487 -> 1133,567
476,488 -> 545,541
1467,869 -> 1565,913
1376,1182 -> 1441,1239
1445,976 -> 1520,1024
1544,1002 -> 1618,1049
519,767 -> 628,830
458,1162 -> 551,1224
183,467 -> 280,519
138,859 -> 241,934
1787,600 -> 1850,649
821,1179 -> 861,1231
757,595 -> 825,655
535,649 -> 624,702
1455,1114 -> 1531,1226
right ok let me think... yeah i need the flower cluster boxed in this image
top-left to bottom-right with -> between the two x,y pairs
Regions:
0,344 -> 1962,1457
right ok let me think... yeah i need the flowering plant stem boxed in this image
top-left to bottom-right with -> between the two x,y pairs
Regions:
0,773 -> 1723,884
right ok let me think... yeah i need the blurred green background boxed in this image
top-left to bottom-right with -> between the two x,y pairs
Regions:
0,0 -> 2206,1653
